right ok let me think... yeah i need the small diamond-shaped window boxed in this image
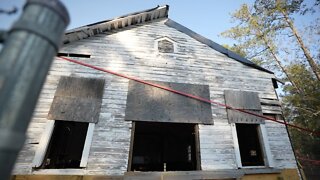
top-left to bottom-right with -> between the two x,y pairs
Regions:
158,39 -> 174,53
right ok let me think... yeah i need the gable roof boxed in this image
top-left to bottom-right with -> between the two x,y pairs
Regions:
63,5 -> 272,74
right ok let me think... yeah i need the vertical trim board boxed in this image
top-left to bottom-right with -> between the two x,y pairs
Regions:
259,124 -> 274,167
32,120 -> 55,168
231,123 -> 242,168
80,123 -> 95,167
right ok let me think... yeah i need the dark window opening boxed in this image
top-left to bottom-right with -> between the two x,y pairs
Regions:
236,124 -> 264,166
158,39 -> 174,53
41,121 -> 88,169
57,52 -> 91,58
130,122 -> 199,171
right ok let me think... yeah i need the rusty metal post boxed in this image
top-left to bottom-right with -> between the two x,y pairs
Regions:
0,0 -> 69,179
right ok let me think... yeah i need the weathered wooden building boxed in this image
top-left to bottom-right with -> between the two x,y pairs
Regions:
12,5 -> 300,180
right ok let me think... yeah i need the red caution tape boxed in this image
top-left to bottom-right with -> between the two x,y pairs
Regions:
297,157 -> 320,165
57,56 -> 320,136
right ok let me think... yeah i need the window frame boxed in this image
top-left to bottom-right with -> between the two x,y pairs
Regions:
154,37 -> 177,53
231,123 -> 274,168
32,120 -> 95,169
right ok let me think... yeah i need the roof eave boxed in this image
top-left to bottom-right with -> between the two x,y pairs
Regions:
164,19 -> 273,74
62,5 -> 169,44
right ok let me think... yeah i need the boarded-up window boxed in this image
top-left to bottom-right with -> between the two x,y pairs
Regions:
48,76 -> 105,123
158,39 -> 174,53
224,90 -> 264,124
125,80 -> 213,124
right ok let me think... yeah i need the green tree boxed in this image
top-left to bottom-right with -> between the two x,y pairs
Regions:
253,0 -> 320,80
282,64 -> 320,177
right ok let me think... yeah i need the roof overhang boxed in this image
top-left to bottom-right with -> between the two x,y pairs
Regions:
63,5 -> 169,44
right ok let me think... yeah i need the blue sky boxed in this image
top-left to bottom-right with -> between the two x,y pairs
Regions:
0,0 -> 255,45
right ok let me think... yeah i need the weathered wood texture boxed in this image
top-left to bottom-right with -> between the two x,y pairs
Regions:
12,19 -> 296,175
48,76 -> 105,123
224,90 -> 264,124
125,80 -> 213,124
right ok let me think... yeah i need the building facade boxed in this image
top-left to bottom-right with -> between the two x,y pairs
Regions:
12,5 -> 299,180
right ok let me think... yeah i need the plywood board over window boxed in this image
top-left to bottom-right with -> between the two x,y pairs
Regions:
33,76 -> 103,169
224,90 -> 264,124
125,80 -> 213,124
48,76 -> 105,123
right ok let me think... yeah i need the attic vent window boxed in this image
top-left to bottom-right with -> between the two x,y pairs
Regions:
155,37 -> 176,53
158,39 -> 174,53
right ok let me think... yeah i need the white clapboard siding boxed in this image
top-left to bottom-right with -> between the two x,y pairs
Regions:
12,19 -> 296,175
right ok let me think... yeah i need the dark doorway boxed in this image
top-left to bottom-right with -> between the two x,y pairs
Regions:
41,121 -> 88,169
236,124 -> 264,166
130,122 -> 200,171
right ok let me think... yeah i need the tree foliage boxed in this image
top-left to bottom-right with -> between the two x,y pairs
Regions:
282,64 -> 320,176
253,0 -> 320,80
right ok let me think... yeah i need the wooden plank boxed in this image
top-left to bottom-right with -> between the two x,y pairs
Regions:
194,124 -> 201,170
32,121 -> 55,168
224,90 -> 261,110
12,175 -> 124,180
260,98 -> 281,106
127,122 -> 135,172
261,105 -> 282,112
124,170 -> 244,180
224,90 -> 264,124
231,123 -> 242,168
259,124 -> 274,168
125,80 -> 213,124
227,110 -> 264,124
80,123 -> 95,167
54,76 -> 105,99
48,96 -> 102,123
48,76 -> 105,123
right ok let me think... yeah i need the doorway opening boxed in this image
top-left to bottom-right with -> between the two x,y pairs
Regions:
129,122 -> 200,171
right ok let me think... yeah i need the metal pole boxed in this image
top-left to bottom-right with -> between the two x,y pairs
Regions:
0,0 -> 69,179
0,30 -> 7,43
